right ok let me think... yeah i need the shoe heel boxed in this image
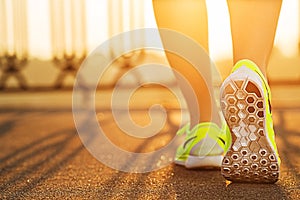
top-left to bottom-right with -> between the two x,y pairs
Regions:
220,77 -> 279,183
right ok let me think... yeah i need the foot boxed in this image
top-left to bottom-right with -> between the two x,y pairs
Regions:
175,122 -> 230,168
220,59 -> 280,183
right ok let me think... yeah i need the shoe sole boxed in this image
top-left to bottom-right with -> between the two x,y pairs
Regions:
175,155 -> 223,168
220,67 -> 280,183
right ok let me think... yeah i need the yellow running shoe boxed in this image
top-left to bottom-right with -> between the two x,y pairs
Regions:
220,59 -> 280,183
175,122 -> 230,168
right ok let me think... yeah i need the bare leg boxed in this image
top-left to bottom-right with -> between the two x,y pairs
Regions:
220,0 -> 282,183
153,0 -> 220,126
227,0 -> 282,77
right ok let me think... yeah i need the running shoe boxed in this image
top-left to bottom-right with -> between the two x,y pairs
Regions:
220,59 -> 280,183
175,122 -> 230,168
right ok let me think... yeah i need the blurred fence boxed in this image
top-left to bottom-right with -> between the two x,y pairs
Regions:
0,0 -> 299,91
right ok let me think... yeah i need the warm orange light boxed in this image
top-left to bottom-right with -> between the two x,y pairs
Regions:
2,0 -> 299,60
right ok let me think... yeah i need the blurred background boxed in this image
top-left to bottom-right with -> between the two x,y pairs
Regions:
0,0 -> 299,91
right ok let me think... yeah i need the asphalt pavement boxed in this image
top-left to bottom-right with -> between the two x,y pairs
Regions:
0,89 -> 299,199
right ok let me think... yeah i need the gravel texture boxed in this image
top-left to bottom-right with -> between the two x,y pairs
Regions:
0,91 -> 299,199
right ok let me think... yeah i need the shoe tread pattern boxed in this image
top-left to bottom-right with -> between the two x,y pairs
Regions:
220,79 -> 279,183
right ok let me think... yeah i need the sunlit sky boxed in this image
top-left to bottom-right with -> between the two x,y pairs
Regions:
23,0 -> 300,60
